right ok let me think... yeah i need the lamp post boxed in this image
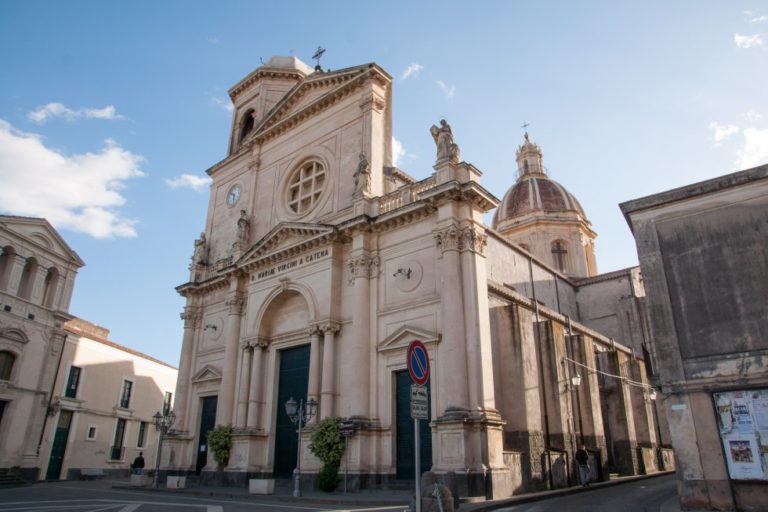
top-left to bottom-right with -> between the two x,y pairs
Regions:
152,410 -> 176,489
284,397 -> 317,497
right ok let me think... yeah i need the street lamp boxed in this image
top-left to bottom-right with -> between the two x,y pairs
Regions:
284,397 -> 317,497
152,410 -> 176,489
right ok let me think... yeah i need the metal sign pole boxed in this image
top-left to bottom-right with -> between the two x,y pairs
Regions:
415,417 -> 421,512
344,436 -> 348,494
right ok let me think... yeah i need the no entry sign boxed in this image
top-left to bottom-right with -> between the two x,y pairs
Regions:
407,340 -> 430,385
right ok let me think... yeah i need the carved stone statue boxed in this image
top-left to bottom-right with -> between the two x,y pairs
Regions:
193,233 -> 208,266
236,210 -> 250,247
353,152 -> 371,196
430,119 -> 460,162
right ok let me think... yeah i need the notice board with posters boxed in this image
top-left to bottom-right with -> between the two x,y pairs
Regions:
714,389 -> 768,480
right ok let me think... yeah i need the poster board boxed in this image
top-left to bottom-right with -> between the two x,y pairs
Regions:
714,388 -> 768,481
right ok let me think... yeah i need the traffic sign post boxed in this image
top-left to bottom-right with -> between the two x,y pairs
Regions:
406,340 -> 430,512
340,420 -> 355,493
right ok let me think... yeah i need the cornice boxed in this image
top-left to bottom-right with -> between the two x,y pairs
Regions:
229,68 -> 307,101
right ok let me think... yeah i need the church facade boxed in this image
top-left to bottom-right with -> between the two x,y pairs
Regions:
167,56 -> 667,497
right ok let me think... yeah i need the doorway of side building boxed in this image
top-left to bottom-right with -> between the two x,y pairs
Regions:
46,410 -> 73,480
273,344 -> 310,477
395,370 -> 432,479
195,396 -> 218,474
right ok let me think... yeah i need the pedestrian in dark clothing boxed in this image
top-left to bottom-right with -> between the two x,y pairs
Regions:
575,445 -> 590,487
131,452 -> 145,475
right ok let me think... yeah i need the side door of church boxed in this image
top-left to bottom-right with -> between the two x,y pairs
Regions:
395,370 -> 432,479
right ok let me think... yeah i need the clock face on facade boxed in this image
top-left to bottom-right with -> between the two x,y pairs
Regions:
227,185 -> 241,206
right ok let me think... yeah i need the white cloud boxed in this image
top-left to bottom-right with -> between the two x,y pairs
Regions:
166,173 -> 211,192
736,127 -> 768,169
748,14 -> 768,23
436,80 -> 456,99
744,110 -> 763,124
400,63 -> 423,81
392,137 -> 406,166
211,96 -> 234,112
709,121 -> 739,145
0,120 -> 143,238
734,33 -> 763,48
28,102 -> 124,124
206,36 -> 220,44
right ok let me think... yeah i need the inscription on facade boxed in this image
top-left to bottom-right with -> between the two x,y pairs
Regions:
253,248 -> 330,281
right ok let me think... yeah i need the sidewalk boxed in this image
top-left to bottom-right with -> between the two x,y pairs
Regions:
110,471 -> 677,511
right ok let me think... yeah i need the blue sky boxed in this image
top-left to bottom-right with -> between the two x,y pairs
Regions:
1,1 -> 766,365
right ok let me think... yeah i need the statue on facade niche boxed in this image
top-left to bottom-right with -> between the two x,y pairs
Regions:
236,209 -> 250,247
353,152 -> 371,196
430,119 -> 460,162
193,233 -> 208,266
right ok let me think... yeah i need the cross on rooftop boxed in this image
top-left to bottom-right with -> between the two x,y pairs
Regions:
312,46 -> 326,70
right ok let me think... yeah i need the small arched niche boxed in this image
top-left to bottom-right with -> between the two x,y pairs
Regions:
259,290 -> 311,339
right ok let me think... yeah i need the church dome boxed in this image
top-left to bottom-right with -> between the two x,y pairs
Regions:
492,133 -> 586,228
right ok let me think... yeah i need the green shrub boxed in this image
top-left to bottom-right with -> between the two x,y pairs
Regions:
317,464 -> 340,492
206,425 -> 233,468
309,417 -> 345,467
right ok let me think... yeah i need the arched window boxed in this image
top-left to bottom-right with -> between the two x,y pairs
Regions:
239,109 -> 255,142
17,257 -> 38,300
0,351 -> 15,381
0,246 -> 15,291
524,160 -> 530,173
551,240 -> 568,273
42,267 -> 60,308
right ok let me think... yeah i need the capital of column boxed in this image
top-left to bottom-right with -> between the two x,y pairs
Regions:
180,307 -> 202,329
320,320 -> 341,335
347,254 -> 380,284
460,225 -> 487,255
225,294 -> 247,316
435,225 -> 462,253
306,325 -> 323,337
244,336 -> 269,351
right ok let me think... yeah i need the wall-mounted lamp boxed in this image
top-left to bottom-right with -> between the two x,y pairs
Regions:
393,268 -> 412,279
204,324 -> 218,331
571,374 -> 582,388
649,389 -> 657,401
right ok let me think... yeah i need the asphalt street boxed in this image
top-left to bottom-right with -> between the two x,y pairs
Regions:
0,481 -> 409,512
493,474 -> 678,512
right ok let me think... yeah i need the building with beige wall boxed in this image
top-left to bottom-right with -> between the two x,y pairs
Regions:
38,318 -> 178,480
0,216 -> 83,480
621,165 -> 768,511
166,56 -> 667,498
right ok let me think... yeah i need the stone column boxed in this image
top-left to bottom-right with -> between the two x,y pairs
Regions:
246,339 -> 267,429
435,225 -> 469,417
174,304 -> 200,432
348,253 -> 376,420
216,292 -> 246,426
235,342 -> 253,428
307,326 -> 322,424
603,349 -> 639,475
320,322 -> 340,419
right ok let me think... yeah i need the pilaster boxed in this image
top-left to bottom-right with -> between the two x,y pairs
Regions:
216,290 -> 246,426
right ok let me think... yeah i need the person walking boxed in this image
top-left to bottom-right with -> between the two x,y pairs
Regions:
575,445 -> 590,487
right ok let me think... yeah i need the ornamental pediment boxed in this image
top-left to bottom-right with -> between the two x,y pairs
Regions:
247,64 -> 388,143
378,325 -> 441,353
191,365 -> 222,383
238,222 -> 337,268
0,215 -> 84,267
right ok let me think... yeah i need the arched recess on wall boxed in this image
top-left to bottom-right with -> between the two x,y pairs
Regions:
254,282 -> 319,340
17,257 -> 38,300
0,245 -> 16,290
42,267 -> 60,308
239,109 -> 256,143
